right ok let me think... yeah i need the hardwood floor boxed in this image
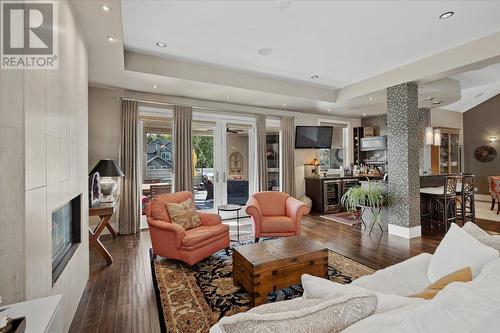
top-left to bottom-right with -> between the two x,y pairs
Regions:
70,215 -> 500,332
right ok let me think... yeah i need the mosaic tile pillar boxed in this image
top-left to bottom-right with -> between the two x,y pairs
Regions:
418,108 -> 431,173
387,82 -> 421,237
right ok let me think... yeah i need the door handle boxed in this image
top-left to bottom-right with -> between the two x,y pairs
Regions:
215,171 -> 219,183
223,172 -> 227,183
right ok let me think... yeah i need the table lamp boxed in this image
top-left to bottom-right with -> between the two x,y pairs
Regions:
89,159 -> 124,202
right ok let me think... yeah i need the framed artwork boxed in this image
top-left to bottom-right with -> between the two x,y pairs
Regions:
474,146 -> 496,162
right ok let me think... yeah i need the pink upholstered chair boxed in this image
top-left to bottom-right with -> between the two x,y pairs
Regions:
488,177 -> 499,213
246,192 -> 311,242
145,191 -> 230,265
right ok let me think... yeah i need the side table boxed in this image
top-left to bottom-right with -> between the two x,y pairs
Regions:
89,196 -> 119,265
217,204 -> 242,243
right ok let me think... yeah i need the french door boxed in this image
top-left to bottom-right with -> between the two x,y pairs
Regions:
192,112 -> 256,211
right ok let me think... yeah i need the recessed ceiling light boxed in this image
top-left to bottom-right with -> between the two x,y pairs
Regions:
362,113 -> 367,116
425,97 -> 435,101
153,85 -> 158,89
156,41 -> 167,48
369,97 -> 373,101
258,48 -> 272,56
276,0 -> 291,9
439,11 -> 454,19
283,103 -> 287,107
327,108 -> 332,112
310,75 -> 319,80
433,101 -> 441,105
101,4 -> 111,12
226,95 -> 230,99
106,36 -> 116,42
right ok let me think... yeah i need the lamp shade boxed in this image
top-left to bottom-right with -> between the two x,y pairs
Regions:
89,159 -> 124,177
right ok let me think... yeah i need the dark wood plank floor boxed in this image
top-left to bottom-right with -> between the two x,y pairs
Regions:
69,215 -> 500,333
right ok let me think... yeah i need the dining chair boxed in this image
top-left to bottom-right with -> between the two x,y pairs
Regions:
456,175 -> 475,223
432,176 -> 458,233
488,176 -> 498,210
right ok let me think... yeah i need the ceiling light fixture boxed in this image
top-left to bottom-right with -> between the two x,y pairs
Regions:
106,36 -> 116,42
153,85 -> 158,89
283,103 -> 287,107
489,136 -> 497,143
328,108 -> 331,112
226,95 -> 230,99
101,4 -> 111,12
257,48 -> 272,56
439,11 -> 454,19
156,42 -> 167,48
369,97 -> 373,101
276,0 -> 292,9
425,97 -> 435,101
362,113 -> 367,116
310,75 -> 319,80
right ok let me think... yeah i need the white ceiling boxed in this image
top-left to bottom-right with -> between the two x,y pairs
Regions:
444,62 -> 500,112
72,0 -> 500,117
121,0 -> 500,88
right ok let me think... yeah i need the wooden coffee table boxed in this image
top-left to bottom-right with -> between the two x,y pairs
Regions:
232,236 -> 328,306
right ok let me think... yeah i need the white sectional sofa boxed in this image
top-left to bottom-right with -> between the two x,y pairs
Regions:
211,222 -> 500,333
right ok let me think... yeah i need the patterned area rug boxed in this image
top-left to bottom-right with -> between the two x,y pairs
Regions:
321,211 -> 362,226
150,247 -> 375,333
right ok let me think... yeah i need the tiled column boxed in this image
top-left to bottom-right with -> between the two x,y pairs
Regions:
418,108 -> 431,173
387,82 -> 421,238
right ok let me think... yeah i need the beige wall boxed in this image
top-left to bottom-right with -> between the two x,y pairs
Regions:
464,94 -> 500,194
431,108 -> 464,144
0,1 -> 89,331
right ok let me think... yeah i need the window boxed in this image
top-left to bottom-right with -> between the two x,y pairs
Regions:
148,166 -> 155,170
161,166 -> 167,170
161,151 -> 171,161
319,123 -> 347,171
266,132 -> 280,191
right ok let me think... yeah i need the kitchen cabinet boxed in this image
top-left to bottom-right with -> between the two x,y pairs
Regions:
431,127 -> 461,174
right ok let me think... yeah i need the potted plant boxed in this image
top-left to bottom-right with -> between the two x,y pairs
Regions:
341,180 -> 387,231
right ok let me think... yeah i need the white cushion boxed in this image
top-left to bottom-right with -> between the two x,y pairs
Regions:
427,223 -> 498,283
352,253 -> 432,296
301,274 -> 424,313
462,222 -> 500,254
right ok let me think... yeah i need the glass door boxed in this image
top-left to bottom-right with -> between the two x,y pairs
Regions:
192,121 -> 216,210
192,113 -> 255,211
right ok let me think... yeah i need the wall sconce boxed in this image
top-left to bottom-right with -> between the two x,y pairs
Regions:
425,127 -> 434,145
433,128 -> 441,146
489,136 -> 497,143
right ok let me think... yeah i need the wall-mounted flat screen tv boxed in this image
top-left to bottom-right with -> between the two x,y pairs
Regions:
295,126 -> 333,149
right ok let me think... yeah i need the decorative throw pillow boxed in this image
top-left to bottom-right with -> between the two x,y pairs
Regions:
410,267 -> 472,300
218,295 -> 376,333
427,223 -> 498,283
462,222 -> 500,254
166,198 -> 201,230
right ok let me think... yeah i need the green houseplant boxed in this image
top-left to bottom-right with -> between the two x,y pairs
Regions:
341,180 -> 387,228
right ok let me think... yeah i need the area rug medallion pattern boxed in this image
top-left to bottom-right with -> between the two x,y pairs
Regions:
151,248 -> 375,333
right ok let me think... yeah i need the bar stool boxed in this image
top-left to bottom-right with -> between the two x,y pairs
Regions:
432,176 -> 458,233
487,176 -> 498,211
456,175 -> 475,223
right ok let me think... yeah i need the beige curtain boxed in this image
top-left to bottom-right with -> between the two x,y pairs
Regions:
119,100 -> 140,234
256,114 -> 268,192
173,105 -> 193,192
281,116 -> 295,196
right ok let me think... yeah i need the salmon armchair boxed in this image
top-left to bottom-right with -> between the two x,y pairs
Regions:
145,191 -> 230,265
246,192 -> 311,242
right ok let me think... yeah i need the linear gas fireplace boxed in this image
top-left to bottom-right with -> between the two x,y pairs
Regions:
52,194 -> 81,284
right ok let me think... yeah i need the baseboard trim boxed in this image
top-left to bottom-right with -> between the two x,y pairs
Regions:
475,194 -> 491,202
388,224 -> 421,239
